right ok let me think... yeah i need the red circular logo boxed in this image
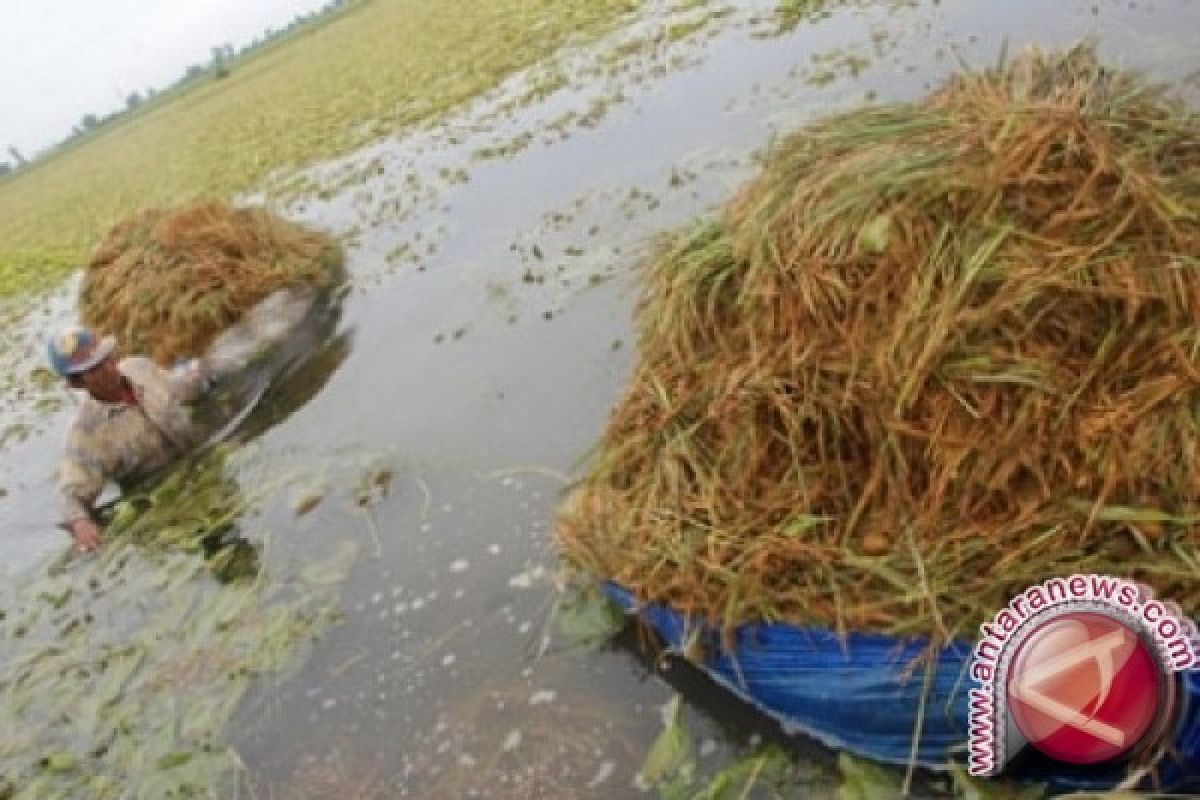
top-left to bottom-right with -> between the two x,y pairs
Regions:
1005,612 -> 1162,765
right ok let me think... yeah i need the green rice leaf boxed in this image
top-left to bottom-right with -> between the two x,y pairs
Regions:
837,753 -> 902,800
859,214 -> 891,254
638,696 -> 694,790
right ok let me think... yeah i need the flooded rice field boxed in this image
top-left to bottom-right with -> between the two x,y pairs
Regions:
2,0 -> 1199,796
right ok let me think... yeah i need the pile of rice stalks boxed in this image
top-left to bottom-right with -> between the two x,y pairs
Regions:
80,200 -> 343,365
556,46 -> 1200,641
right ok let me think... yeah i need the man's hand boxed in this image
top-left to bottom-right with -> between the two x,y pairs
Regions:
70,517 -> 103,552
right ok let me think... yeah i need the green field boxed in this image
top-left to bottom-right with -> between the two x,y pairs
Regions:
0,0 -> 637,296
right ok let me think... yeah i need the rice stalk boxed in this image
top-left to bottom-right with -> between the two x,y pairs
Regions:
556,45 -> 1200,642
80,199 -> 343,365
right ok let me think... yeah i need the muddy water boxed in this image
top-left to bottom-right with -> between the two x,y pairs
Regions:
5,0 -> 1200,797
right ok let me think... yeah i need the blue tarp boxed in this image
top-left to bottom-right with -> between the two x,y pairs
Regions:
604,582 -> 1200,791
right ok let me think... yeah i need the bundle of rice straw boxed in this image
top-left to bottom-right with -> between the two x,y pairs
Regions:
81,200 -> 343,365
556,46 -> 1200,641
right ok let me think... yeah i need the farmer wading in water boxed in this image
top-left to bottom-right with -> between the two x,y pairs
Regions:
48,326 -> 207,553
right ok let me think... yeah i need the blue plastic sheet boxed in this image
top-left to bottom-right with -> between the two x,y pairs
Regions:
604,582 -> 1200,791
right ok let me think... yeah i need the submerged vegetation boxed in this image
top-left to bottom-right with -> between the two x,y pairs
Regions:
772,0 -> 834,35
634,693 -> 1043,799
0,449 -> 353,798
0,0 -> 639,295
81,200 -> 342,365
557,46 -> 1200,640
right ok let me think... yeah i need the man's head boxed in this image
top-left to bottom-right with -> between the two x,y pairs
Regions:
48,326 -> 125,402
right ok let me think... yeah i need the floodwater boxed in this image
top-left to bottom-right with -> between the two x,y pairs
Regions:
3,0 -> 1199,797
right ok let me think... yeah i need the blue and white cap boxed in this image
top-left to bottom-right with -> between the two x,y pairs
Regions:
47,326 -> 117,377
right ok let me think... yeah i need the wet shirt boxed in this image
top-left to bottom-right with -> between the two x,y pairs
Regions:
57,357 -> 205,526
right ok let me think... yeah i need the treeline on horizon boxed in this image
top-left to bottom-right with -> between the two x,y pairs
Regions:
0,0 -> 356,177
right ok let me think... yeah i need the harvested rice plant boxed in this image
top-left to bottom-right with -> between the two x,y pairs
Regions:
556,47 -> 1200,642
80,200 -> 342,365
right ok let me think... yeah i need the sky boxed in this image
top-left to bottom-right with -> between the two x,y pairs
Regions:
0,0 -> 334,159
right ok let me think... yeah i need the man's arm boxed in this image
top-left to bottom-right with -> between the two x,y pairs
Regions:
69,517 -> 103,551
58,449 -> 107,552
167,357 -> 209,404
118,356 -> 205,453
118,355 -> 208,408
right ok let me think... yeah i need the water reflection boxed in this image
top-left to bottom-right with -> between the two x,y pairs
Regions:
193,285 -> 352,445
